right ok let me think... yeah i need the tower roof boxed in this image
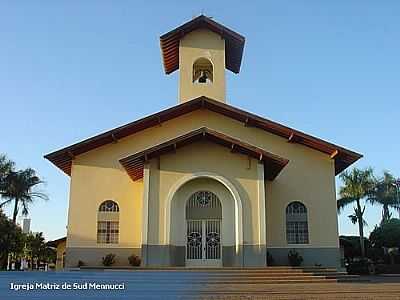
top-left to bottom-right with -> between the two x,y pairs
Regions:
160,15 -> 245,74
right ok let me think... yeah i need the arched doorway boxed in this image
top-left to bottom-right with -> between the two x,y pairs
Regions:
166,174 -> 243,267
186,191 -> 222,267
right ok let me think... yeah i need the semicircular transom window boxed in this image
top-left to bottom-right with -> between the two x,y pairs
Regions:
193,58 -> 213,84
186,191 -> 222,219
99,200 -> 119,212
286,201 -> 309,244
97,200 -> 120,244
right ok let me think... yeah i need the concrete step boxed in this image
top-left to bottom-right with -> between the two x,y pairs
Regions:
129,278 -> 339,284
331,275 -> 369,282
96,273 -> 358,281
207,279 -> 338,284
125,275 -> 325,280
97,271 -> 347,278
94,267 -> 341,273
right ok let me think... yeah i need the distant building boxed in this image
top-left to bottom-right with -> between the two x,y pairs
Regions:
45,16 -> 362,268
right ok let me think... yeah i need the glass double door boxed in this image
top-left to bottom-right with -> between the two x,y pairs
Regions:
186,219 -> 221,266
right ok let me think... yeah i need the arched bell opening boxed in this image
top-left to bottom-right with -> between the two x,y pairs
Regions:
193,57 -> 213,84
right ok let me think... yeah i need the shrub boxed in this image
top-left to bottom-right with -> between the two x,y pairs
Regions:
102,254 -> 116,266
77,260 -> 85,268
288,249 -> 303,266
368,247 -> 384,263
128,254 -> 141,267
346,258 -> 375,275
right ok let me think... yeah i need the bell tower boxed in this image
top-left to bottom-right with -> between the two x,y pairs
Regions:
160,15 -> 245,104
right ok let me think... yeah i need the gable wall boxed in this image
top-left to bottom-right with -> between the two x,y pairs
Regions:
67,108 -> 338,257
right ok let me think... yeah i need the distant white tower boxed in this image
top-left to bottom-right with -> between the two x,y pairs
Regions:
22,218 -> 31,234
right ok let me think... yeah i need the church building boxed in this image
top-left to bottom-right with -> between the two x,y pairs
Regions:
45,16 -> 362,268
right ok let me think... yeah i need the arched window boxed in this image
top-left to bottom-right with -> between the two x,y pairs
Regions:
286,201 -> 309,244
97,200 -> 119,244
193,58 -> 213,84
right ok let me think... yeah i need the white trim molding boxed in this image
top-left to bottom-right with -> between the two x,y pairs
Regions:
257,163 -> 266,246
141,162 -> 150,264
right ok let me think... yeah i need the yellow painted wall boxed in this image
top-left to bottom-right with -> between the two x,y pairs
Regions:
265,160 -> 338,248
179,29 -> 226,103
67,163 -> 143,248
67,108 -> 338,249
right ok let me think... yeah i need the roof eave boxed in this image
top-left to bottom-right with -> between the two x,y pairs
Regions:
44,96 -> 362,177
119,127 -> 289,181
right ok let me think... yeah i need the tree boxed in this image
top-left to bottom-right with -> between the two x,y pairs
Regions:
25,232 -> 55,268
337,167 -> 374,258
369,218 -> 400,249
0,210 -> 25,269
368,171 -> 399,223
0,154 -> 15,191
0,168 -> 48,223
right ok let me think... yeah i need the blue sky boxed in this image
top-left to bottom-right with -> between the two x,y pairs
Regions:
1,1 -> 399,241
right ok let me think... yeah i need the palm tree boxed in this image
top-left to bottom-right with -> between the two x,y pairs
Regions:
368,171 -> 399,223
337,167 -> 374,258
0,168 -> 48,224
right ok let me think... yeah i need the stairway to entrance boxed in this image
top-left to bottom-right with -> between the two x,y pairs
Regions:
82,266 -> 364,284
165,267 -> 362,284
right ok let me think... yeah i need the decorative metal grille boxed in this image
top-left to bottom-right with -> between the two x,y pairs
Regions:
186,219 -> 221,260
187,191 -> 221,209
205,220 -> 221,259
186,220 -> 203,260
286,201 -> 309,244
186,191 -> 222,262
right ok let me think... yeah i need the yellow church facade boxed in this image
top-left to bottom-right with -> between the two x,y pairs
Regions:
45,16 -> 362,268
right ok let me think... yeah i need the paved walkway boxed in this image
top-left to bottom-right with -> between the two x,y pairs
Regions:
1,271 -> 400,299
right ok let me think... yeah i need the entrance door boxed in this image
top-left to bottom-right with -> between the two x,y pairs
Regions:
186,219 -> 221,266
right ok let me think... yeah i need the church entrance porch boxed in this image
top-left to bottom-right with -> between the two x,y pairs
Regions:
140,160 -> 268,267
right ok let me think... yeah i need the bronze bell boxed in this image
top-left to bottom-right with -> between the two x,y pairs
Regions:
198,70 -> 207,83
